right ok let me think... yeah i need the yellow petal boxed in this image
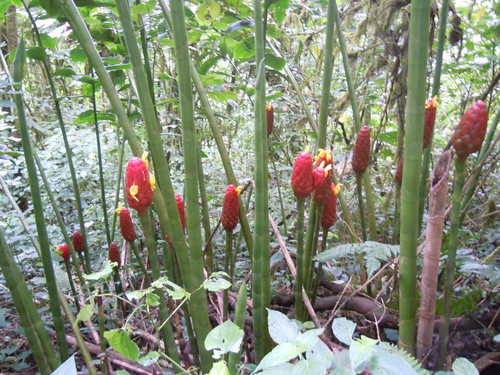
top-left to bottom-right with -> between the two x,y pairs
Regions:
333,184 -> 341,196
149,173 -> 156,191
114,202 -> 124,214
141,151 -> 149,168
130,184 -> 139,201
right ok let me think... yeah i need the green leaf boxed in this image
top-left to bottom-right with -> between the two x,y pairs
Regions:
54,68 -> 76,78
255,343 -> 302,372
265,53 -> 285,70
349,336 -> 377,372
452,357 -> 479,375
379,131 -> 398,146
330,350 -> 355,375
145,292 -> 160,306
295,328 -> 324,352
83,260 -> 115,280
51,354 -> 77,375
150,277 -> 190,300
40,34 -> 57,50
73,301 -> 94,328
196,1 -> 221,26
26,47 -> 47,61
204,320 -> 244,359
234,38 -> 255,60
267,308 -> 301,344
208,89 -> 237,103
138,351 -> 160,366
203,272 -> 232,291
332,317 -> 356,346
367,350 -> 418,375
104,329 -> 140,361
208,360 -> 230,375
70,48 -> 88,63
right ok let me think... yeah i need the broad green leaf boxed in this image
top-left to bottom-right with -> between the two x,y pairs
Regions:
145,292 -> 160,306
204,320 -> 243,359
51,354 -> 77,375
26,47 -> 47,61
70,48 -> 88,63
234,38 -> 255,60
254,342 -> 302,372
40,34 -> 57,50
208,360 -> 230,375
265,53 -> 285,70
73,301 -> 94,328
295,328 -> 324,352
197,2 -> 221,26
54,68 -> 76,78
138,351 -> 159,366
452,357 -> 479,375
83,260 -> 115,280
330,350 -> 355,375
267,308 -> 300,344
349,336 -> 377,372
332,317 -> 356,346
208,90 -> 237,103
306,340 -> 334,372
367,351 -> 418,375
203,272 -> 231,292
104,329 -> 140,361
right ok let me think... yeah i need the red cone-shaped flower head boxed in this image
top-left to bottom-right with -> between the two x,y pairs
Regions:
423,96 -> 438,149
395,158 -> 403,185
109,242 -> 121,267
72,231 -> 84,253
314,149 -> 333,168
451,100 -> 488,159
291,149 -> 314,198
175,194 -> 186,233
57,244 -> 70,262
115,204 -> 136,242
266,103 -> 274,135
321,184 -> 340,229
352,126 -> 371,174
313,163 -> 333,206
125,153 -> 155,214
222,185 -> 241,231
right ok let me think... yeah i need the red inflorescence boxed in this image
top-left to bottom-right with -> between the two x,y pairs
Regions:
221,185 -> 241,231
117,206 -> 136,242
72,231 -> 84,253
451,100 -> 488,159
352,126 -> 371,174
321,184 -> 340,229
314,149 -> 333,168
395,158 -> 403,185
109,242 -> 121,267
423,97 -> 438,149
175,194 -> 186,232
125,155 -> 154,214
291,150 -> 314,198
266,103 -> 274,135
57,244 -> 70,262
313,166 -> 333,206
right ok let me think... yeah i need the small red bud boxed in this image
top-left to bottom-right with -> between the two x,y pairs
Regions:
221,185 -> 240,231
321,184 -> 339,229
118,207 -> 136,242
109,242 -> 121,267
423,97 -> 438,149
72,231 -> 84,253
57,244 -> 70,262
451,100 -> 488,159
291,150 -> 314,198
352,126 -> 371,174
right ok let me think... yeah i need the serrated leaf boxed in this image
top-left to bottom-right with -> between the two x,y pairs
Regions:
205,320 -> 243,360
104,329 -> 140,361
267,308 -> 301,344
452,357 -> 479,375
332,317 -> 356,346
349,336 -> 377,371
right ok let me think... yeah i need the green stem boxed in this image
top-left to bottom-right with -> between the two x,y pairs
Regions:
129,241 -> 152,284
232,185 -> 253,278
272,160 -> 288,235
294,197 -> 306,321
91,76 -> 111,245
13,40 -> 69,361
137,211 -> 181,367
438,157 -> 466,367
418,0 -> 450,233
23,0 -> 90,272
97,291 -> 108,375
252,0 -> 271,358
311,227 -> 329,306
65,261 -> 81,312
363,170 -> 378,240
398,0 -> 432,355
355,174 -> 368,241
223,230 -> 233,321
299,203 -> 317,321
305,205 -> 323,297
197,144 -> 214,270
110,139 -> 126,242
228,281 -> 247,375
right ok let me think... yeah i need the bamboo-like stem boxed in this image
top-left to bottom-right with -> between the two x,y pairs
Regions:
13,41 -> 69,361
310,227 -> 330,306
228,281 -> 247,375
129,241 -> 151,284
398,0 -> 432,355
223,230 -> 233,321
252,0 -> 271,358
294,197 -> 306,321
91,77 -> 111,245
305,206 -> 323,297
363,170 -> 378,240
355,174 -> 368,241
110,140 -> 126,242
416,151 -> 451,363
33,150 -> 86,284
272,160 -> 288,236
97,291 -> 108,375
23,0 -> 90,272
168,0 -> 214,369
0,229 -> 58,374
137,212 -> 181,367
157,0 -> 254,258
197,144 -> 214,270
418,0 -> 450,233
64,261 -> 81,312
298,203 -> 317,321
232,185 -> 253,278
438,157 -> 466,367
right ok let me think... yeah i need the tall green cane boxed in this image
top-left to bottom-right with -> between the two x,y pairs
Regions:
399,0 -> 432,355
294,197 -> 306,321
13,40 -> 69,361
437,157 -> 466,367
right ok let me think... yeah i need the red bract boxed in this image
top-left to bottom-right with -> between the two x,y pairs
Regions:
72,231 -> 84,253
313,166 -> 333,206
395,158 -> 403,185
266,103 -> 274,135
451,100 -> 488,159
423,97 -> 438,149
222,185 -> 241,231
109,242 -> 121,267
57,244 -> 70,262
125,154 -> 155,214
291,150 -> 314,198
175,194 -> 186,232
116,205 -> 136,242
321,184 -> 340,229
352,126 -> 371,174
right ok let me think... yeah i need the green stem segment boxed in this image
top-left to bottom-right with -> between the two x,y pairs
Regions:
355,174 -> 368,241
294,197 -> 306,321
228,281 -> 247,375
223,230 -> 233,321
398,0 -> 432,355
13,40 -> 69,361
438,157 -> 466,367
